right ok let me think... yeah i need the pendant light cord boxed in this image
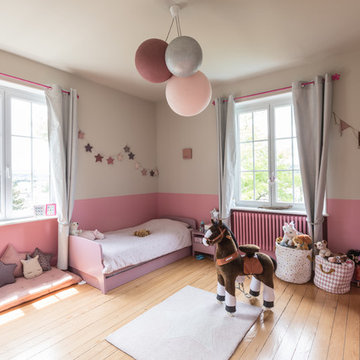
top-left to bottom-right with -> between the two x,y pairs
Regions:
165,9 -> 182,42
165,18 -> 174,42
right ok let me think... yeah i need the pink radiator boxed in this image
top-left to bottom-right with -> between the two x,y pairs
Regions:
231,210 -> 308,252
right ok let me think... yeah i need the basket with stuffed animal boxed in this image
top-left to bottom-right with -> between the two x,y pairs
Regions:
314,255 -> 355,294
275,222 -> 312,284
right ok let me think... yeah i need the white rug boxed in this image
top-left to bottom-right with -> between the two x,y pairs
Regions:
106,285 -> 262,360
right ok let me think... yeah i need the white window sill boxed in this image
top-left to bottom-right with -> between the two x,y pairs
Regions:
232,206 -> 329,217
0,215 -> 58,227
232,206 -> 307,215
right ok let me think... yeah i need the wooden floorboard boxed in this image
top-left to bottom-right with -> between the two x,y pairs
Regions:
0,256 -> 359,360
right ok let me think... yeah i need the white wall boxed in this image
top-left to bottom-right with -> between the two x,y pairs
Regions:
0,50 -> 158,200
156,47 -> 360,200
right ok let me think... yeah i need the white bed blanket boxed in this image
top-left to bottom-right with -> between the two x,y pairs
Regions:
99,219 -> 192,274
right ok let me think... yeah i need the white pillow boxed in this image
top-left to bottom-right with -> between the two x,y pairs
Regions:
21,255 -> 43,279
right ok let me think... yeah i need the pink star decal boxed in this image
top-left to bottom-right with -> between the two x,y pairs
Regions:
141,169 -> 147,176
135,162 -> 140,169
95,153 -> 103,162
107,157 -> 114,165
78,130 -> 85,139
331,73 -> 340,81
117,153 -> 123,161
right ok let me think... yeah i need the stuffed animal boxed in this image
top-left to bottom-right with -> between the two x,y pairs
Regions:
293,234 -> 312,250
70,222 -> 82,236
328,254 -> 347,264
315,240 -> 332,257
134,229 -> 151,237
279,221 -> 298,246
80,229 -> 105,240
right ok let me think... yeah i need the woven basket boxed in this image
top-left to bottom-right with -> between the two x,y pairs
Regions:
314,255 -> 355,294
275,242 -> 312,284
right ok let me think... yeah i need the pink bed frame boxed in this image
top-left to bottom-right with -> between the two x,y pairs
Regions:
68,216 -> 196,293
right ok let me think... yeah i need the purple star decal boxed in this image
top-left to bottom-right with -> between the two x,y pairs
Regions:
95,153 -> 103,162
128,152 -> 135,160
150,170 -> 155,177
123,145 -> 130,153
85,143 -> 93,152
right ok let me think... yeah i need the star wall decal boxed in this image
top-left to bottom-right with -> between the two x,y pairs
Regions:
150,170 -> 155,177
128,152 -> 135,160
78,130 -> 85,139
107,157 -> 114,165
85,143 -> 93,152
95,153 -> 103,162
117,153 -> 124,161
141,169 -> 147,176
123,145 -> 130,153
135,162 -> 140,169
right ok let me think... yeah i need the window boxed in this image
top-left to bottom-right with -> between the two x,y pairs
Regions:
235,92 -> 304,210
0,82 -> 50,220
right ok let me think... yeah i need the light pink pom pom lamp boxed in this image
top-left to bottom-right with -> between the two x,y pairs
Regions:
135,4 -> 212,117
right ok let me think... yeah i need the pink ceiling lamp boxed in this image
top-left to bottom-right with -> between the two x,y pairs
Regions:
135,38 -> 172,83
166,71 -> 212,117
135,4 -> 212,117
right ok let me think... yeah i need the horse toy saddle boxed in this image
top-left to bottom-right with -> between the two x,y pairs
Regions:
239,245 -> 264,275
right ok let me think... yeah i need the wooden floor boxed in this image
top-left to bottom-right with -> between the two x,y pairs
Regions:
0,257 -> 359,360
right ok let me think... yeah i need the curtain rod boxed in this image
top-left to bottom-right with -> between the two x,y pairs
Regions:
0,72 -> 79,98
212,73 -> 340,105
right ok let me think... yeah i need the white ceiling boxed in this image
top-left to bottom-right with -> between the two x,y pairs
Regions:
1,0 -> 360,102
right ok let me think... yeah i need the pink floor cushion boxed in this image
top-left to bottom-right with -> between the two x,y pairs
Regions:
0,267 -> 82,313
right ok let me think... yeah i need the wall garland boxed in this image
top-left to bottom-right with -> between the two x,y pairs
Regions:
333,112 -> 360,148
78,130 -> 159,177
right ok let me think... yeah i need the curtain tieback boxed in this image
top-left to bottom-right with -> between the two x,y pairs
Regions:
306,217 -> 324,226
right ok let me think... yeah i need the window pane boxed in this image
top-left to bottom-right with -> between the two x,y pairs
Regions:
12,136 -> 32,215
253,110 -> 267,141
12,176 -> 31,215
240,143 -> 253,171
240,172 -> 254,201
12,136 -> 31,175
294,171 -> 303,203
32,103 -> 48,139
11,98 -> 31,136
276,171 -> 293,203
239,112 -> 252,141
33,138 -> 49,205
255,172 -> 269,201
276,139 -> 292,170
254,141 -> 268,171
275,105 -> 292,139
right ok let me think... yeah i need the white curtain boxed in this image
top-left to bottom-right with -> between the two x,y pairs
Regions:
215,95 -> 236,223
46,85 -> 78,269
292,74 -> 333,243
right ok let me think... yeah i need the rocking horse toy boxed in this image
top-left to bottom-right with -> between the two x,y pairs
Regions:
202,220 -> 277,315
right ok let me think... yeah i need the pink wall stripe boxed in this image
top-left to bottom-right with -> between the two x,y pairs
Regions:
72,193 -> 158,232
326,198 -> 360,253
0,218 -> 58,258
157,193 -> 219,228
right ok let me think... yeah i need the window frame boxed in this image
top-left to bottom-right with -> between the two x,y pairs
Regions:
0,83 -> 50,221
235,92 -> 304,211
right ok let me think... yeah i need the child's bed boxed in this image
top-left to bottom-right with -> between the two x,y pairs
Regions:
68,216 -> 196,293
